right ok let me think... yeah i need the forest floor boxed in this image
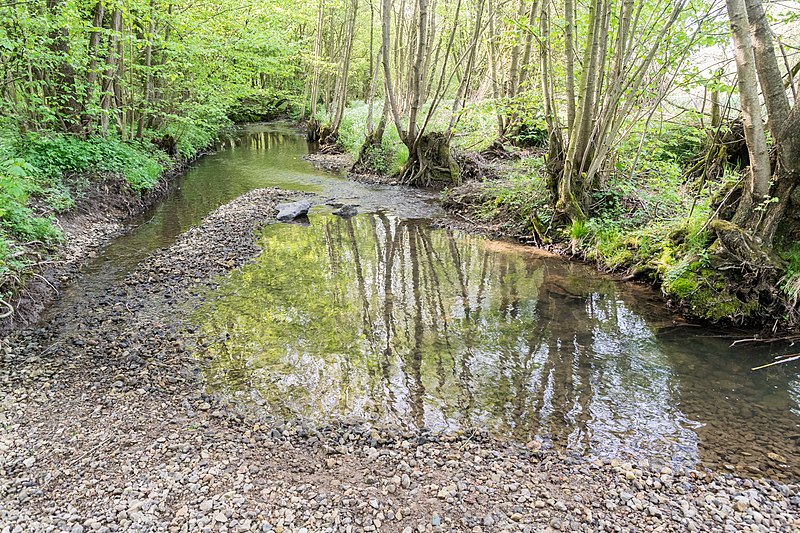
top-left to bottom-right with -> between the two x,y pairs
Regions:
1,188 -> 798,532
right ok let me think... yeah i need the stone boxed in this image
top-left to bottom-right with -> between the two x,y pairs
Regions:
332,205 -> 358,217
276,201 -> 311,222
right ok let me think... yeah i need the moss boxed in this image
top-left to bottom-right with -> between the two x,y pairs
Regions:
663,267 -> 759,322
664,274 -> 697,298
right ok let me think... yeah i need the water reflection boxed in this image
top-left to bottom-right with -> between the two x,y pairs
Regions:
194,214 -> 800,476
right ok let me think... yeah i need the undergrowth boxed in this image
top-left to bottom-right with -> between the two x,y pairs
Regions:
0,108 -> 231,307
444,122 -> 764,323
320,99 -> 510,174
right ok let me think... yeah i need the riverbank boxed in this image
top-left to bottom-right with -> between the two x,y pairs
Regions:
1,189 -> 797,531
0,133 -> 213,336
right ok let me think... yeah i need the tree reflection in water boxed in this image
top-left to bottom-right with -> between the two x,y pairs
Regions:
193,213 -> 799,473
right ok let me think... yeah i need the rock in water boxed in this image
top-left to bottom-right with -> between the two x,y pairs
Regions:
332,205 -> 358,218
276,201 -> 311,222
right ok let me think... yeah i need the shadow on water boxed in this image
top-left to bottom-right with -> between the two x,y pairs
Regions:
195,213 -> 800,480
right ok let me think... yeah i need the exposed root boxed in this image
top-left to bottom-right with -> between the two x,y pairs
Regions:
480,140 -> 520,161
397,132 -> 460,188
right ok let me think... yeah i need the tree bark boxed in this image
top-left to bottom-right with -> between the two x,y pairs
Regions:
136,0 -> 156,139
564,0 -> 575,130
100,8 -> 123,137
83,1 -> 105,135
327,0 -> 359,141
744,0 -> 790,138
725,0 -> 772,229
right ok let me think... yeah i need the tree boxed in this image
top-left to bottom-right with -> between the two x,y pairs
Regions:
544,0 -> 689,224
714,0 -> 799,263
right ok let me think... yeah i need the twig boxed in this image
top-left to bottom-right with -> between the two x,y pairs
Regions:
751,354 -> 800,371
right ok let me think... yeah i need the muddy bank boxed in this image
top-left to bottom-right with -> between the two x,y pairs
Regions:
0,153 -> 206,336
1,189 -> 798,531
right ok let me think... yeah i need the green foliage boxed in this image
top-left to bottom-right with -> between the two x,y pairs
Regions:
0,156 -> 62,298
569,219 -> 589,240
499,96 -> 548,148
0,175 -> 61,243
336,102 -> 408,174
228,89 -> 301,123
443,158 -> 551,238
12,132 -> 165,195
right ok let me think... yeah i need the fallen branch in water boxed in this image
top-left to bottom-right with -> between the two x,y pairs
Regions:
751,353 -> 800,371
730,334 -> 800,346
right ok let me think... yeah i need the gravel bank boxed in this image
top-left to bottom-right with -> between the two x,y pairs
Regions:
1,189 -> 798,532
0,164 -> 196,336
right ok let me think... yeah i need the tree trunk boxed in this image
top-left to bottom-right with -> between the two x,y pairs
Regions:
745,0 -> 790,139
539,0 -> 563,198
100,8 -> 123,137
725,0 -> 772,230
557,0 -> 603,222
326,0 -> 359,143
564,0 -> 576,130
354,106 -> 389,173
449,0 -> 485,133
46,0 -> 82,133
399,131 -> 460,187
307,0 -> 326,142
136,0 -> 156,139
83,1 -> 105,135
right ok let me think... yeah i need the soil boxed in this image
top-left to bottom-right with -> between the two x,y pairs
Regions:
1,188 -> 798,531
0,155 -> 204,337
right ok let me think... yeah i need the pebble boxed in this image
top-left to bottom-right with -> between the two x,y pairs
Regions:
1,189 -> 798,533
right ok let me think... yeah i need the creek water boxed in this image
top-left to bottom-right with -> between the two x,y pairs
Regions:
62,124 -> 800,479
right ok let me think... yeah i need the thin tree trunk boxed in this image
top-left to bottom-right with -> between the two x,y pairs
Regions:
558,0 -> 602,220
329,0 -> 359,137
407,0 -> 429,143
744,0 -> 790,138
46,0 -> 82,133
564,0 -> 576,130
726,0 -> 772,227
137,0 -> 155,139
100,8 -> 123,137
486,0 -> 503,137
449,0 -> 485,134
83,1 -> 105,135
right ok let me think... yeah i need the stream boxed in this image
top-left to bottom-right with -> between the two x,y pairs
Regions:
50,123 -> 800,480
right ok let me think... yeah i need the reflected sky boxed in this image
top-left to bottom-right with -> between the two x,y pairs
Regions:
194,214 -> 800,477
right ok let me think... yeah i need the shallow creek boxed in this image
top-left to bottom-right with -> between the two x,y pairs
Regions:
56,124 -> 800,480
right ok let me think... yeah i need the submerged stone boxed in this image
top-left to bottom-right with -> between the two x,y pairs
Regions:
332,205 -> 358,217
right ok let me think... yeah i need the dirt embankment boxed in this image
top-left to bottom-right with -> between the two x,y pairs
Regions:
1,188 -> 797,532
0,154 -> 206,336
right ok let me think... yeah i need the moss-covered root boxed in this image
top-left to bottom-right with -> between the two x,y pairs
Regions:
662,266 -> 760,323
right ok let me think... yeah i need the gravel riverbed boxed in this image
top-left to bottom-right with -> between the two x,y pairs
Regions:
1,189 -> 798,532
